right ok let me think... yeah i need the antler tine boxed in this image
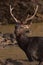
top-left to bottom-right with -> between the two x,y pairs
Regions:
10,5 -> 20,23
24,5 -> 38,24
10,5 -> 14,11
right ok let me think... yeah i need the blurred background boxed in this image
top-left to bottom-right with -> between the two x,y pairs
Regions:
0,0 -> 43,24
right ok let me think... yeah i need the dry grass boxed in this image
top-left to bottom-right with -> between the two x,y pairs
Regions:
0,23 -> 43,36
0,46 -> 26,60
0,24 -> 14,33
0,46 -> 40,65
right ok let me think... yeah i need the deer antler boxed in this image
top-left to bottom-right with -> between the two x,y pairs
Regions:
23,5 -> 38,24
10,5 -> 38,25
10,5 -> 20,23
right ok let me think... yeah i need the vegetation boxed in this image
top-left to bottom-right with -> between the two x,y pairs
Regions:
0,0 -> 43,24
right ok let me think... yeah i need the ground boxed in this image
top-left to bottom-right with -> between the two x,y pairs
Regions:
0,46 -> 41,65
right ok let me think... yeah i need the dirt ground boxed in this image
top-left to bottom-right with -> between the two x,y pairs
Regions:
0,46 -> 41,65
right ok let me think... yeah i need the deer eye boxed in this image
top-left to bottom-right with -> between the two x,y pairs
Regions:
20,26 -> 23,28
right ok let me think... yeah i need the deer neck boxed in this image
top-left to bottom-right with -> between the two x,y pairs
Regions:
16,32 -> 28,42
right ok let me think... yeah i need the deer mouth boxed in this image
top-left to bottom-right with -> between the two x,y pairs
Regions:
25,30 -> 30,33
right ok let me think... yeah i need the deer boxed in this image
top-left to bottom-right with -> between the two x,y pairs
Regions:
10,4 -> 43,65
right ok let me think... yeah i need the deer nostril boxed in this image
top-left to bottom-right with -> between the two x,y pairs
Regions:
26,30 -> 30,33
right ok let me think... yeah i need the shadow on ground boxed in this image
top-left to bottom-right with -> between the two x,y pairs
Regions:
0,58 -> 23,65
0,58 -> 41,65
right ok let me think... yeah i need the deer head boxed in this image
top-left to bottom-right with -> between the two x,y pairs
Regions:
10,4 -> 38,36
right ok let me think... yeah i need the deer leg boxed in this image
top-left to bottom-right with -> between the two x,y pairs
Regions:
38,61 -> 41,65
28,55 -> 33,61
25,51 -> 33,61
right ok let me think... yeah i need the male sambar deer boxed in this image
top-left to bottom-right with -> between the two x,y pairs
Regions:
10,4 -> 43,65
